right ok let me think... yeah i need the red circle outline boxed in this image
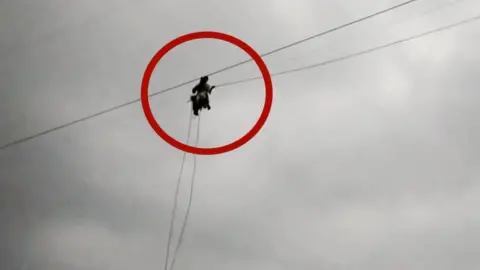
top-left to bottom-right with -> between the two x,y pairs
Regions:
141,31 -> 273,155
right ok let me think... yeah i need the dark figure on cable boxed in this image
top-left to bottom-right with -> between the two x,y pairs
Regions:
190,76 -> 215,116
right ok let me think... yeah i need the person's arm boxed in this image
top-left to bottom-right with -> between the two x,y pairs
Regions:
192,84 -> 199,94
209,85 -> 215,93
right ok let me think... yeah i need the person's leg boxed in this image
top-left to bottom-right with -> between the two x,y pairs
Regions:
192,100 -> 199,116
205,95 -> 211,110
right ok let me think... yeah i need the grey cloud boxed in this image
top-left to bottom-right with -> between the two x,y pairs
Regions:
2,0 -> 480,269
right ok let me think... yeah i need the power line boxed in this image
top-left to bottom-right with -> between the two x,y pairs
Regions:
205,0 -> 422,76
0,0 -> 421,151
280,0 -> 467,64
217,13 -> 480,88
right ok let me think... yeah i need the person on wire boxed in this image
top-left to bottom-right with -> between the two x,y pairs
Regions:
191,76 -> 215,116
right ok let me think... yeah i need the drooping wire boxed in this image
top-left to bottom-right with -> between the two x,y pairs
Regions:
216,13 -> 480,88
164,112 -> 194,270
0,0 -> 420,151
168,114 -> 201,270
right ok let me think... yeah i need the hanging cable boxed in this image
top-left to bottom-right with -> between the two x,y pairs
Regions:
0,0 -> 420,151
164,112 -> 194,270
168,114 -> 201,270
216,13 -> 480,88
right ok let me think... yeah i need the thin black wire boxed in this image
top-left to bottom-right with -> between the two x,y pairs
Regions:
168,114 -> 201,270
216,13 -> 480,88
280,0 -> 466,64
164,112 -> 193,270
0,0 -> 419,151
206,0 -> 421,77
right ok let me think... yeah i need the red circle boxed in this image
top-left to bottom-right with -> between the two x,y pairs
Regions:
141,31 -> 273,155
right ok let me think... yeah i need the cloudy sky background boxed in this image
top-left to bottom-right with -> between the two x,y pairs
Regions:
1,0 -> 480,269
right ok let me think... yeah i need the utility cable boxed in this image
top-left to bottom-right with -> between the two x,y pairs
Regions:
216,13 -> 480,88
0,0 -> 420,151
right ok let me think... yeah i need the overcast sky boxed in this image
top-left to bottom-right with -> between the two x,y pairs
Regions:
1,0 -> 480,269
